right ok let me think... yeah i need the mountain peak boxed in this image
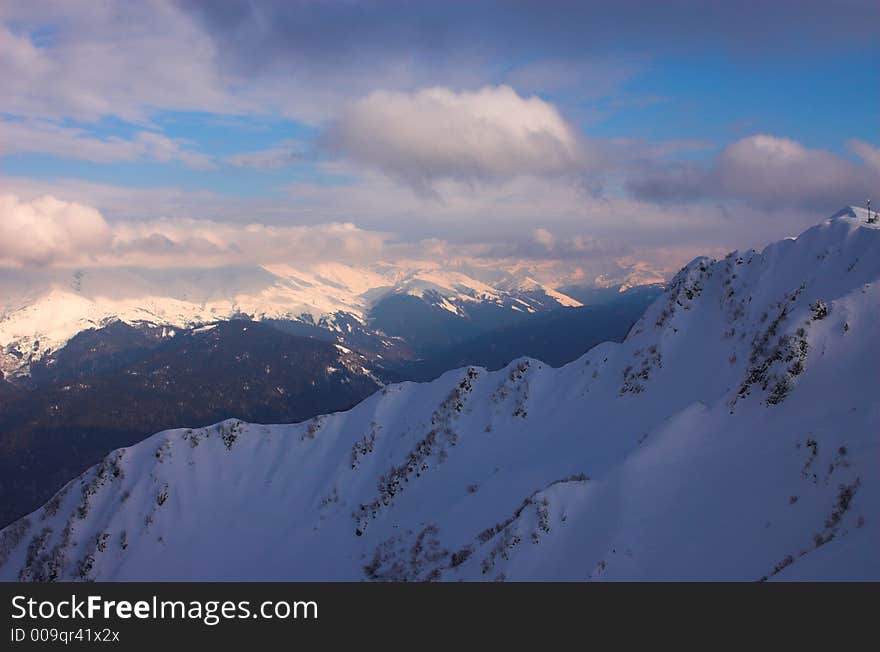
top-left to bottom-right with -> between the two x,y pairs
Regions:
829,204 -> 879,225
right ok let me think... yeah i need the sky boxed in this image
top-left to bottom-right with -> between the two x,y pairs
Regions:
0,0 -> 878,286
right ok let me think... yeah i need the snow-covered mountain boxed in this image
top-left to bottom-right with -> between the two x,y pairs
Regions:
0,262 -> 582,379
1,207 -> 877,581
0,319 -> 389,529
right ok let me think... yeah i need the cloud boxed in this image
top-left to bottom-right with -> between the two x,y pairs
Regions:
0,194 -> 112,266
628,134 -> 879,211
532,228 -> 556,250
0,188 -> 716,292
109,219 -> 387,267
2,1 -> 877,128
848,139 -> 880,172
0,2 -> 237,123
498,227 -> 629,263
181,1 -> 880,77
0,119 -> 214,169
0,164 -> 867,292
326,86 -> 588,191
0,194 -> 386,268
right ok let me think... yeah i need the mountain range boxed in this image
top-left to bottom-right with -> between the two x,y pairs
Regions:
1,207 -> 876,581
0,264 -> 656,528
0,261 -> 587,380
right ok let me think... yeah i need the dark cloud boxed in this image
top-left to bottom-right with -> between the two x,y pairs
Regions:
171,1 -> 879,125
179,0 -> 878,78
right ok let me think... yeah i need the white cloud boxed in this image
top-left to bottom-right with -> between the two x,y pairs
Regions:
327,85 -> 589,191
0,2 -> 238,123
0,194 -> 112,266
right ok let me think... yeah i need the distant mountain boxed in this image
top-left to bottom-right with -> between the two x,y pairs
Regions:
4,207 -> 876,581
386,286 -> 662,380
368,289 -> 561,356
558,283 -> 664,306
26,321 -> 172,387
0,261 -> 584,379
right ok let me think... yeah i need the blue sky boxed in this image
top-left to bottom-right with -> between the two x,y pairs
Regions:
0,1 -> 878,283
595,51 -> 879,150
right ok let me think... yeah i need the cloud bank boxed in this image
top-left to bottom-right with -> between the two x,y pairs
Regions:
0,192 -> 718,290
0,194 -> 385,268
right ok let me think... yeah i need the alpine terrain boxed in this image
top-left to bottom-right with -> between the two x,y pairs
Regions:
0,264 -> 652,529
0,262 -> 586,380
1,207 -> 877,581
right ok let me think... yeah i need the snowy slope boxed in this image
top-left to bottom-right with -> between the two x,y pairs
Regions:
1,207 -> 877,581
0,262 -> 581,378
